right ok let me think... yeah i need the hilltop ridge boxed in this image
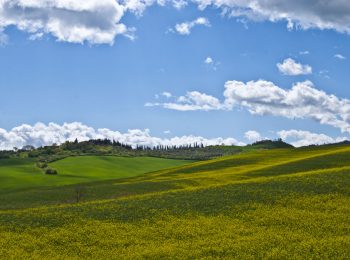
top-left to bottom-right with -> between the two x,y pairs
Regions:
0,138 -> 294,161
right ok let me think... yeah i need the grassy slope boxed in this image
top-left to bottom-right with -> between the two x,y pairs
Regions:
0,146 -> 350,258
50,156 -> 192,183
0,156 -> 192,191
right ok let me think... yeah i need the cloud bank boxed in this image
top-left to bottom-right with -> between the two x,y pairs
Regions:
1,122 -> 348,150
2,0 -> 350,45
0,122 -> 244,150
277,130 -> 347,147
147,80 -> 350,133
248,129 -> 347,147
1,0 -> 350,44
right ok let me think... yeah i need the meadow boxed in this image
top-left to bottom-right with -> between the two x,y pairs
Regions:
0,145 -> 349,258
0,156 -> 191,191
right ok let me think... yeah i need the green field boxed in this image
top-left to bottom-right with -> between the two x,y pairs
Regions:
0,146 -> 350,258
0,156 -> 192,191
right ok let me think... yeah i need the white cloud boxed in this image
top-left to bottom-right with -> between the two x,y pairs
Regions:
223,80 -> 350,133
122,0 -> 160,16
244,130 -> 262,142
163,130 -> 171,134
2,0 -> 350,45
278,129 -> 347,147
204,56 -> 220,70
172,0 -> 187,9
174,17 -> 210,35
162,92 -> 172,98
2,122 -> 349,150
299,51 -> 310,55
204,56 -> 213,64
195,0 -> 350,34
147,79 -> 350,133
334,54 -> 346,60
146,90 -> 223,111
0,0 -> 162,44
0,122 -> 245,150
277,58 -> 312,76
28,32 -> 44,41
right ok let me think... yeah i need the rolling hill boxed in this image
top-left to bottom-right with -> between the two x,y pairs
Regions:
0,145 -> 349,258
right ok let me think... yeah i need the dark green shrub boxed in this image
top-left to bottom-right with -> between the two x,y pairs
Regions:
45,168 -> 58,175
36,162 -> 48,169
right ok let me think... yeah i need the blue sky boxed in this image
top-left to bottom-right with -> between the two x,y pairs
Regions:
1,0 -> 350,148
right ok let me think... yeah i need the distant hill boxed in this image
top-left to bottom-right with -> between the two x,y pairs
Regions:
0,139 -> 295,161
4,138 -> 350,162
250,139 -> 294,149
322,140 -> 350,147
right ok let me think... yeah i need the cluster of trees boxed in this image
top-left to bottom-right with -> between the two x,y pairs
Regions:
0,150 -> 16,159
64,139 -> 207,151
250,139 -> 294,149
0,145 -> 36,159
63,139 -> 133,150
136,143 -> 205,151
36,161 -> 58,175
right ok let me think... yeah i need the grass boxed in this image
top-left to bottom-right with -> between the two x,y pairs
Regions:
50,156 -> 192,182
0,145 -> 349,258
0,156 -> 192,191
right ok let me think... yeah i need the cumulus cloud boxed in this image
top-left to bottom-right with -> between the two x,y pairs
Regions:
173,17 -> 210,35
334,54 -> 346,60
277,58 -> 312,76
147,80 -> 350,133
224,80 -> 350,133
195,0 -> 350,34
299,51 -> 310,55
0,122 -> 245,150
0,0 -> 166,44
278,130 -> 347,147
244,130 -> 262,142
